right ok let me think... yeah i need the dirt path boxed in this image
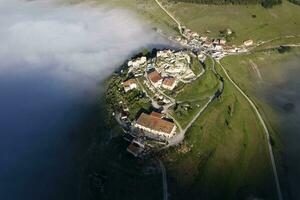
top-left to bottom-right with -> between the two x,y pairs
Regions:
154,0 -> 182,32
249,59 -> 263,82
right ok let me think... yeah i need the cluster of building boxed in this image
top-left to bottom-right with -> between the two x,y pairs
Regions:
173,27 -> 253,59
155,50 -> 195,80
120,51 -> 187,156
147,69 -> 177,90
127,56 -> 147,77
123,49 -> 197,96
116,24 -> 256,157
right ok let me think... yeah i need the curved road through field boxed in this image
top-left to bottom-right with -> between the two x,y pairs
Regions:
167,55 -> 223,146
218,60 -> 283,200
154,1 -> 284,199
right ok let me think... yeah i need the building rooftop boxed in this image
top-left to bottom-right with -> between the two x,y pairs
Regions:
150,111 -> 163,118
136,113 -> 175,134
127,142 -> 143,157
163,77 -> 176,87
123,79 -> 136,87
148,70 -> 162,83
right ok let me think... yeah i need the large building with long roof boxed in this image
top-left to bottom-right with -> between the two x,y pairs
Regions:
134,112 -> 176,138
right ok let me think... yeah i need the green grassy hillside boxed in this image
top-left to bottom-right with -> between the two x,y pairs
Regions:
163,0 -> 300,43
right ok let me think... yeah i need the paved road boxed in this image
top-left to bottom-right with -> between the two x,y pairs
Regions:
136,77 -> 161,109
154,1 -> 287,199
158,159 -> 168,200
218,60 -> 283,200
166,55 -> 223,147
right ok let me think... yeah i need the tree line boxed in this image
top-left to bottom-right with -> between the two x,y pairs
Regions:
169,0 -> 283,8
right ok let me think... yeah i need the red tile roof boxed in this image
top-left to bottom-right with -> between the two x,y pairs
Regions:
150,111 -> 162,118
163,77 -> 176,87
136,113 -> 175,134
123,79 -> 136,87
148,70 -> 162,83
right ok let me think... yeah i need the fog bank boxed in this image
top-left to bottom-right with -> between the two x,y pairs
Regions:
261,58 -> 300,200
0,0 -> 168,199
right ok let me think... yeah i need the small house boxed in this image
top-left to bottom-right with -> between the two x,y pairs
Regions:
123,79 -> 137,92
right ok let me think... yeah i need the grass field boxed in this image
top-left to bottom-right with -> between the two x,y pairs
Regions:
64,0 -> 179,35
172,98 -> 209,128
220,48 -> 300,141
190,55 -> 203,75
172,56 -> 220,128
62,0 -> 300,199
219,47 -> 300,199
65,0 -> 300,46
162,0 -> 300,44
163,63 -> 277,199
221,47 -> 300,96
252,36 -> 300,51
176,57 -> 219,101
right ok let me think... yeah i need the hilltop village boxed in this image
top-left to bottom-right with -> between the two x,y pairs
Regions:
106,26 -> 254,157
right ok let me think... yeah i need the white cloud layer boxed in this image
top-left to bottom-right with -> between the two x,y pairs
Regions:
0,0 -> 167,82
0,1 -> 168,199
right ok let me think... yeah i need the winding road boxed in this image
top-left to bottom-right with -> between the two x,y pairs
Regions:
166,55 -> 224,147
218,60 -> 283,200
154,1 -> 284,199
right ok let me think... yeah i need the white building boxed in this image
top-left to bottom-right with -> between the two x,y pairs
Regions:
157,50 -> 172,58
243,40 -> 254,47
122,79 -> 137,92
220,39 -> 226,45
128,56 -> 147,68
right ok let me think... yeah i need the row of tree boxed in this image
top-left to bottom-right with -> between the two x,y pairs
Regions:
169,0 -> 282,8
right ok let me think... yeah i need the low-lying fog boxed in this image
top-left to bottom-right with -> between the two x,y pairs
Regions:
0,0 -> 168,199
261,57 -> 300,200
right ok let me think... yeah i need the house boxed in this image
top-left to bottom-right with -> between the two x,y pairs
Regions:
157,50 -> 172,58
123,79 -> 137,92
175,36 -> 182,42
162,77 -> 177,90
200,36 -> 208,41
213,44 -> 223,51
226,28 -> 232,35
128,56 -> 147,68
197,53 -> 206,62
220,39 -> 226,45
212,39 -> 219,45
203,40 -> 212,48
134,113 -> 176,138
148,70 -> 163,87
191,32 -> 199,38
243,40 -> 253,47
127,141 -> 143,157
